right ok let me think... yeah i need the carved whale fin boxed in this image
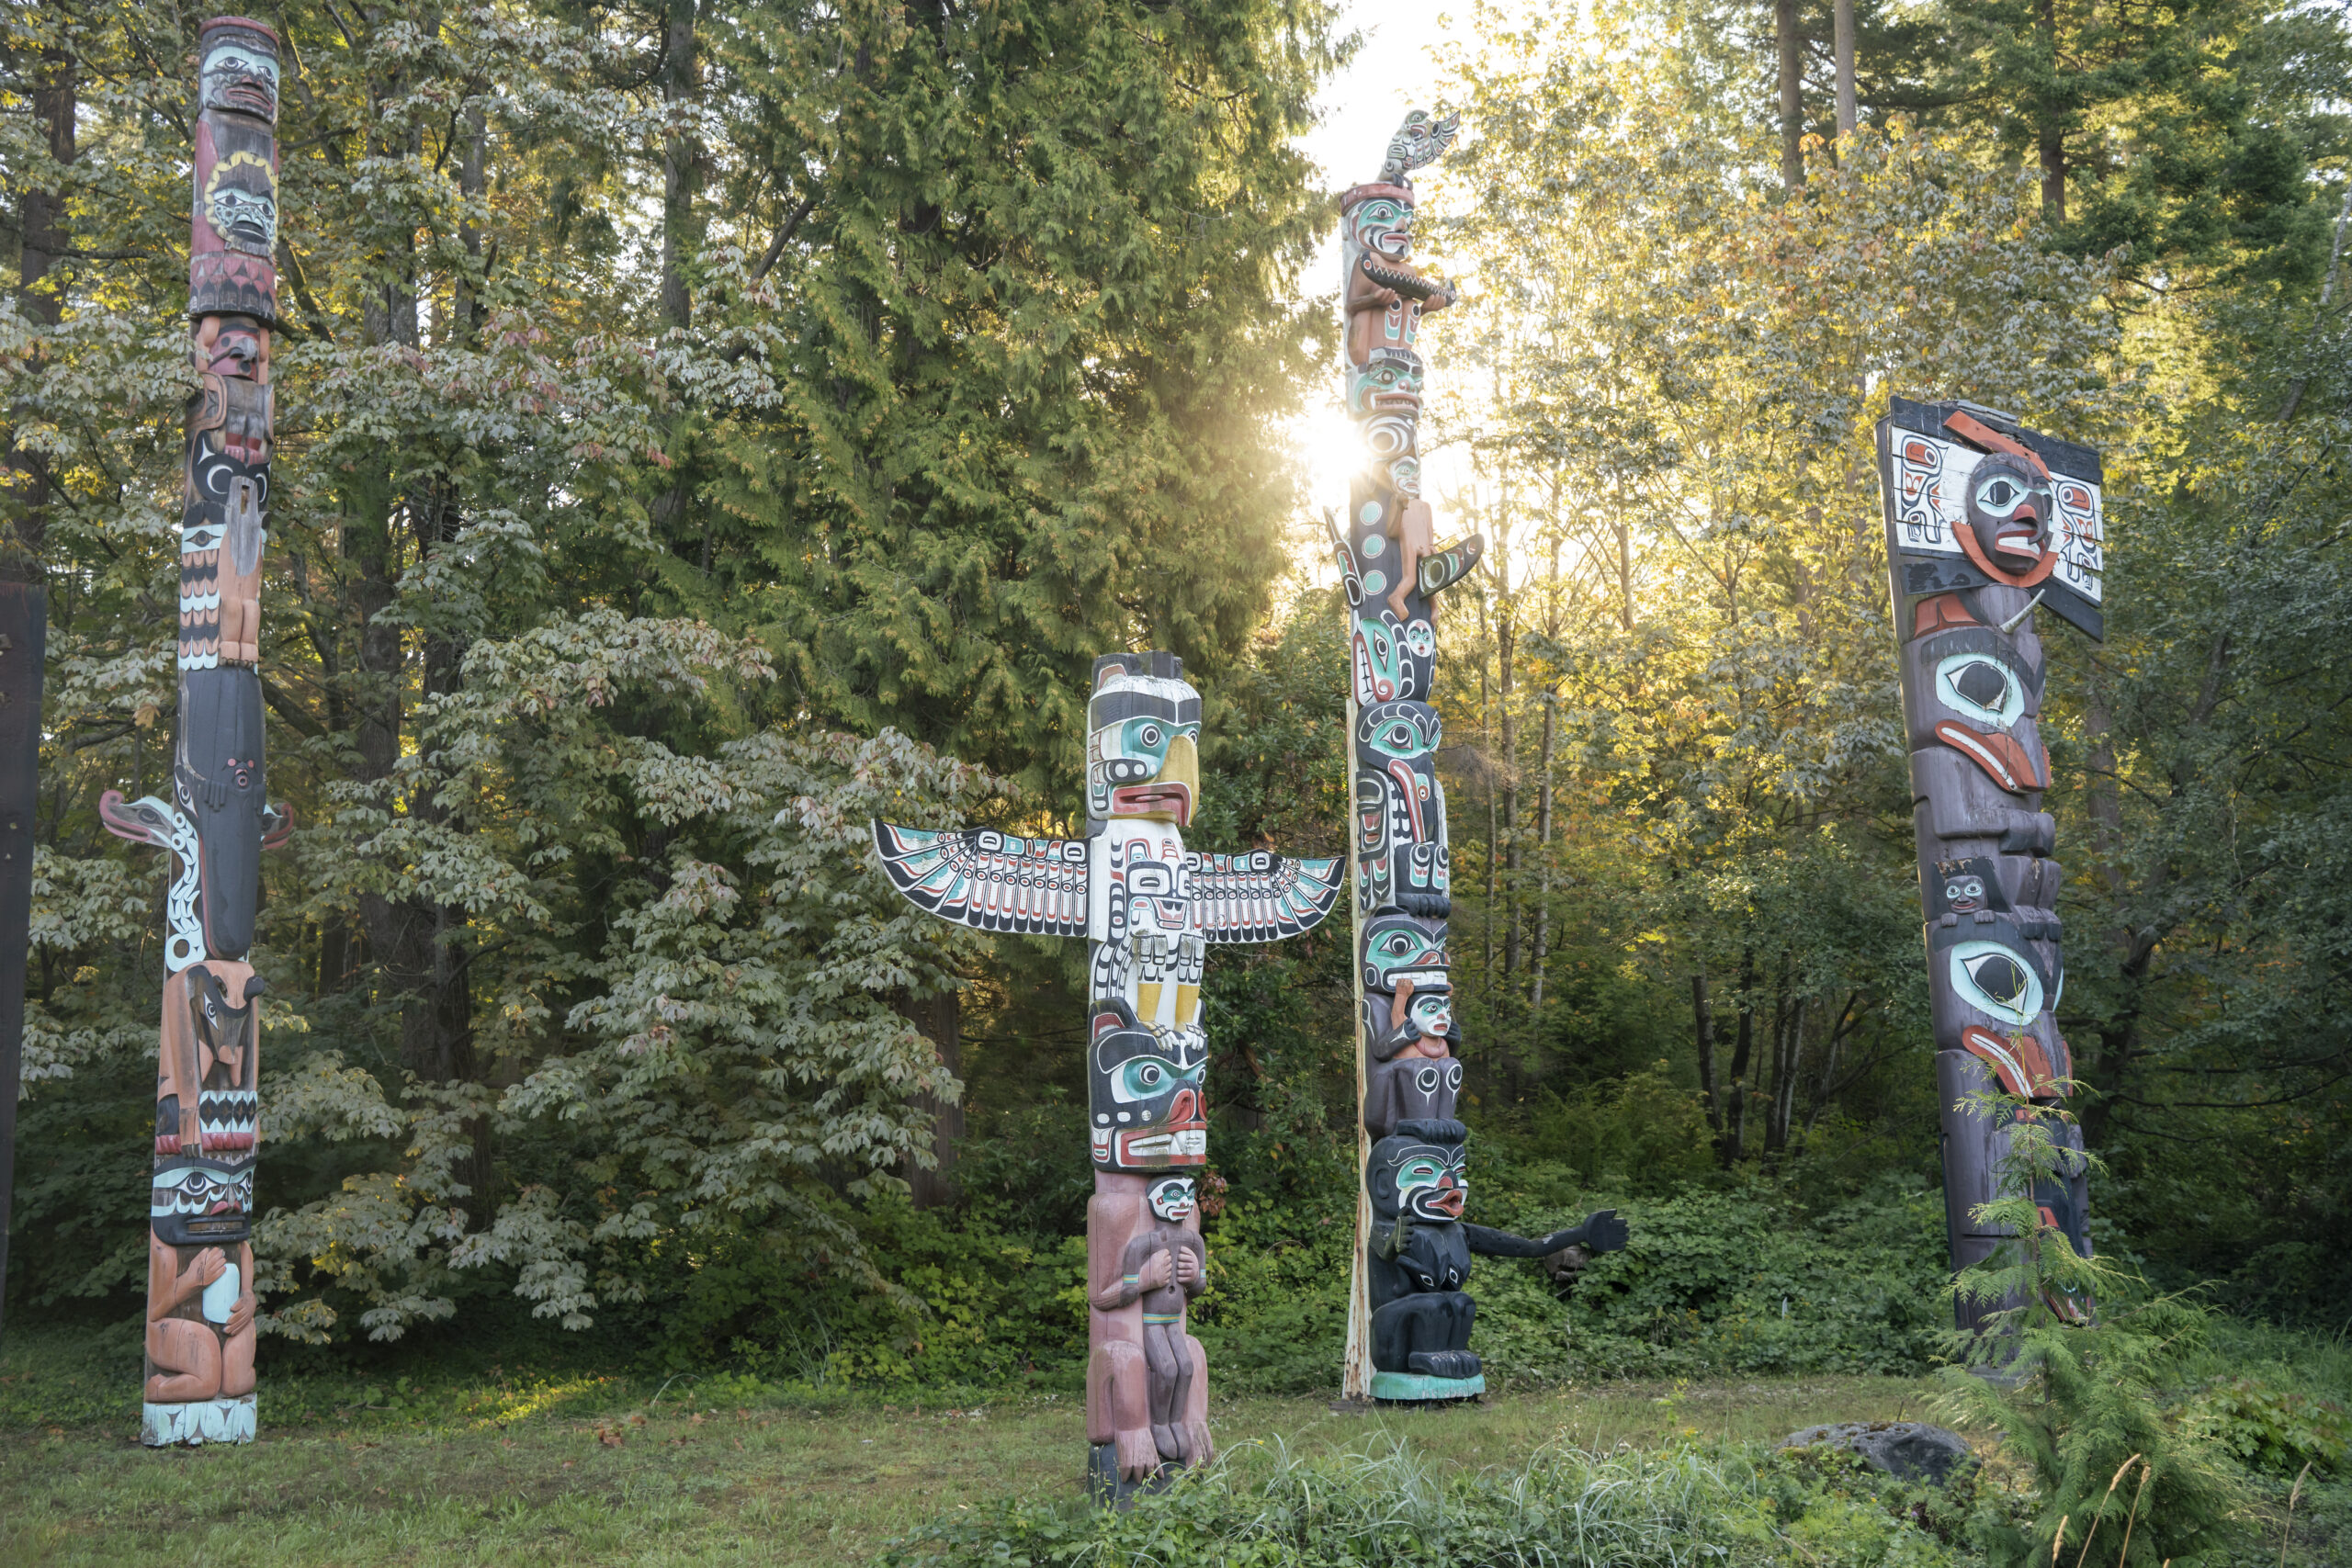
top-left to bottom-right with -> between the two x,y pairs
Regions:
1417,534 -> 1486,599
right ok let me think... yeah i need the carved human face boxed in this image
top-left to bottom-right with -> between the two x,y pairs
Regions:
149,1158 -> 253,1246
204,151 -> 278,259
1370,1134 -> 1467,1223
1928,857 -> 2008,920
196,315 -> 270,381
1087,663 -> 1201,825
1147,1177 -> 1197,1224
200,28 -> 280,120
1347,349 -> 1423,423
1090,1016 -> 1207,1169
1345,193 -> 1413,264
1962,453 -> 2052,570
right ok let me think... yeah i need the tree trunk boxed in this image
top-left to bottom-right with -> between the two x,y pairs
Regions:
1694,969 -> 1720,1134
1834,0 -> 1857,136
1722,948 -> 1756,1163
653,0 -> 702,556
1777,0 -> 1805,192
0,41 -> 74,1337
1530,692 -> 1555,1006
899,988 -> 965,1209
2037,0 -> 2064,223
1499,589 -> 1520,987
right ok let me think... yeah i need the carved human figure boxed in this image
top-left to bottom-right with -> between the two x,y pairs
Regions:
1365,1120 -> 1626,1383
1090,1177 -> 1208,1465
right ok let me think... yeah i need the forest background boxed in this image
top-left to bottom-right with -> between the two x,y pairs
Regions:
0,0 -> 2346,1406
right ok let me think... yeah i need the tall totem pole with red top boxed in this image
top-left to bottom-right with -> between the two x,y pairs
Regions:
101,17 -> 290,1446
1875,396 -> 2107,1348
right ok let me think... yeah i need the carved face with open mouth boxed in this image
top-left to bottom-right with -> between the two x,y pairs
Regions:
1091,1015 -> 1208,1168
1372,1134 -> 1468,1224
1963,453 -> 2053,571
150,1158 -> 254,1245
1348,348 -> 1424,423
1088,659 -> 1201,826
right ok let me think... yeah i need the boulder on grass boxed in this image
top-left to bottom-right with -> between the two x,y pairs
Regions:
1775,1421 -> 1974,1486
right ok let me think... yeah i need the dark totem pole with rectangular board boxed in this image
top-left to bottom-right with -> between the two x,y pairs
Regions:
1329,112 -> 1626,1404
873,656 -> 1342,1501
97,17 -> 290,1445
1875,397 -> 2105,1346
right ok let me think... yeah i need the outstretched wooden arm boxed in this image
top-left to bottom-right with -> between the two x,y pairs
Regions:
1462,1209 -> 1628,1258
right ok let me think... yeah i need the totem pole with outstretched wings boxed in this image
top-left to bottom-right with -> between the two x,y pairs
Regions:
873,651 -> 1341,1501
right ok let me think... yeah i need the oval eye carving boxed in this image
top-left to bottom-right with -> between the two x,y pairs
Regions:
1414,1066 -> 1442,1093
1950,939 -> 2043,1024
1936,652 -> 2026,728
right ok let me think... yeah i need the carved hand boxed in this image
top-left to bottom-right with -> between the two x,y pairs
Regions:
1174,1247 -> 1201,1287
1136,1247 -> 1175,1291
187,1247 -> 227,1291
1580,1209 -> 1629,1254
226,1292 -> 255,1337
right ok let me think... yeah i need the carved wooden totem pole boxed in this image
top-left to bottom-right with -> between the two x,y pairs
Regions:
99,17 -> 288,1446
874,655 -> 1342,1500
1875,397 -> 2104,1346
1331,112 -> 1626,1404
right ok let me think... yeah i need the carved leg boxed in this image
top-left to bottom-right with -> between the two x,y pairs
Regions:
145,1316 -> 220,1404
1142,1323 -> 1183,1463
1093,1340 -> 1159,1482
1178,1333 -> 1211,1467
220,1316 -> 257,1398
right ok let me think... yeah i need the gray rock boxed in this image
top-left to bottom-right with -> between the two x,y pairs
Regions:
1775,1420 -> 1975,1485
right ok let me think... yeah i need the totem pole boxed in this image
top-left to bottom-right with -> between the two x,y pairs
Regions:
99,17 -> 288,1446
874,654 -> 1342,1501
1330,112 -> 1626,1404
1874,397 -> 2104,1346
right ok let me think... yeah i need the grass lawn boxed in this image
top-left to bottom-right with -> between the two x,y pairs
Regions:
0,1351 -> 1940,1566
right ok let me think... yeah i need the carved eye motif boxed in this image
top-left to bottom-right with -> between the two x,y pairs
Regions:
1414,1066 -> 1442,1094
1975,474 -> 2027,517
1951,939 -> 2043,1025
1936,652 -> 2026,728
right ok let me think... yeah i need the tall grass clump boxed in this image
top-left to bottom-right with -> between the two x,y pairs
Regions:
882,1432 -> 1963,1566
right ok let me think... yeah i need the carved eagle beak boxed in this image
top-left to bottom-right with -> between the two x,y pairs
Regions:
1138,733 -> 1198,827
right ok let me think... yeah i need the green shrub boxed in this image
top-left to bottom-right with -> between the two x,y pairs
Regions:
880,1434 -> 1968,1566
2182,1377 -> 2349,1476
1536,1178 -> 1950,1379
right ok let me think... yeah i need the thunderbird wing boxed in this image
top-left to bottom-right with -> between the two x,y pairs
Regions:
870,820 -> 1090,937
1187,851 -> 1344,944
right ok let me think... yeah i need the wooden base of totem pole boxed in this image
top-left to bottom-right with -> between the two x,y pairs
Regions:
1085,1170 -> 1209,1507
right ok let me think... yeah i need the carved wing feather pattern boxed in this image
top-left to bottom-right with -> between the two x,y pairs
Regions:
1187,852 -> 1344,944
871,820 -> 1090,936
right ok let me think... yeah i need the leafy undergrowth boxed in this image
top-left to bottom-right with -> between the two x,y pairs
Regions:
882,1435 -> 1981,1568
